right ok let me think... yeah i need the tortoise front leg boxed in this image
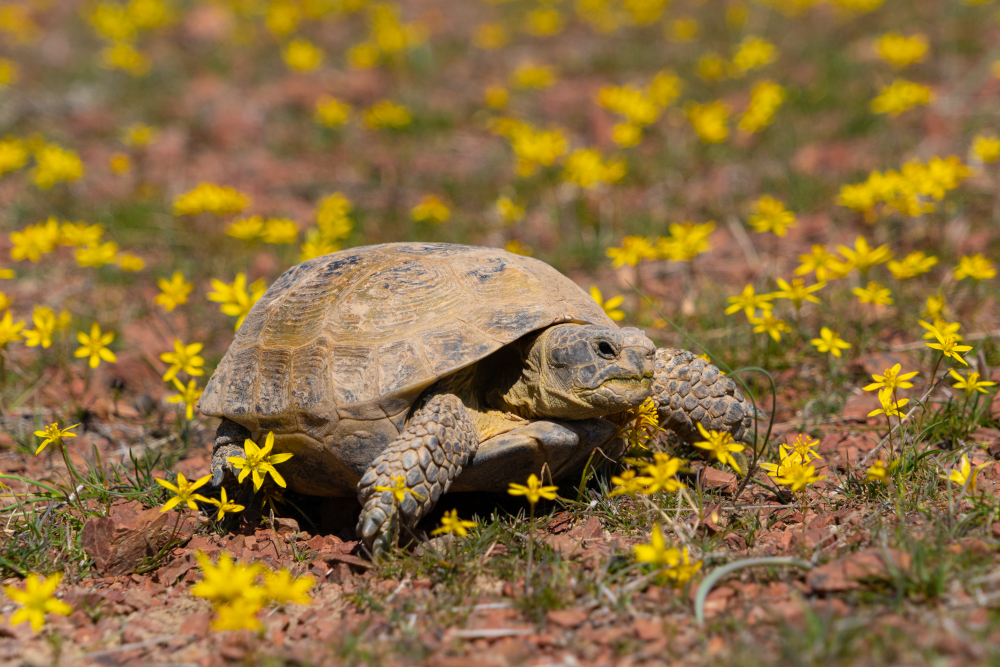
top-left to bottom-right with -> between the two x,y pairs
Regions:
210,418 -> 252,487
356,394 -> 479,556
651,349 -> 760,445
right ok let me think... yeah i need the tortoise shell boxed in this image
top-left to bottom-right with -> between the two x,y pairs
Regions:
199,242 -> 613,496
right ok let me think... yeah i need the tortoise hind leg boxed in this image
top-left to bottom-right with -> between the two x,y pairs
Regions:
211,418 -> 251,487
356,394 -> 479,556
652,349 -> 760,445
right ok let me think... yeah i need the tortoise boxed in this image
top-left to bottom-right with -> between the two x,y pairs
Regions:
201,242 -> 759,553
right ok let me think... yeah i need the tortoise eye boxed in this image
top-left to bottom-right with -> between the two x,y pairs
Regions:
597,342 -> 615,357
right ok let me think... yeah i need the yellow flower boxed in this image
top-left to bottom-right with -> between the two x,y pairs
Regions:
495,195 -> 524,224
923,294 -> 946,320
693,423 -> 745,473
949,369 -> 997,396
119,253 -> 144,271
173,183 -> 251,216
504,239 -> 532,256
33,422 -> 79,455
5,573 -> 73,633
265,0 -> 299,36
747,195 -> 795,236
74,322 -> 117,368
810,327 -> 851,357
730,36 -> 778,76
314,96 -> 351,128
373,475 -> 425,503
509,62 -> 556,89
725,285 -> 775,319
508,473 -> 558,505
853,281 -> 893,305
473,22 -> 507,50
33,143 -> 85,190
669,16 -> 698,42
156,272 -> 193,312
316,192 -> 354,240
696,52 -> 728,82
101,42 -> 151,77
431,509 -> 478,537
656,221 -> 715,262
0,136 -> 28,176
598,85 -> 659,127
866,460 -> 889,482
0,310 -> 25,348
739,80 -> 786,133
122,122 -> 157,147
192,551 -> 265,606
207,273 -> 267,330
562,148 -> 626,189
160,340 -> 205,382
484,84 -> 509,109
168,378 -> 203,420
283,39 -> 323,72
795,245 -> 846,283
75,241 -> 119,268
109,152 -> 130,174
299,230 -> 339,261
261,218 -> 299,244
634,524 -> 671,566
876,33 -> 928,69
868,388 -> 908,419
59,221 -> 105,247
920,318 -> 961,341
606,236 -> 656,268
686,101 -> 730,143
772,277 -> 823,310
973,135 -> 1000,164
926,328 -> 973,366
640,453 -> 685,494
648,70 -> 682,107
772,459 -> 826,492
227,432 -> 294,490
411,195 -> 451,224
212,599 -> 262,631
525,8 -> 563,36
263,569 -> 314,606
0,58 -> 19,88
201,487 -> 245,521
506,123 -> 568,176
608,469 -> 650,498
870,79 -> 933,116
749,313 -> 791,342
363,100 -> 412,129
864,364 -> 918,392
837,237 -> 892,275
23,307 -> 59,349
954,254 -> 996,282
941,455 -> 990,492
887,252 -> 938,280
226,216 -> 264,241
156,473 -> 212,512
590,286 -> 626,321
662,545 -> 702,585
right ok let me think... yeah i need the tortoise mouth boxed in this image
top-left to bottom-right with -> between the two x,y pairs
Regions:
598,374 -> 653,388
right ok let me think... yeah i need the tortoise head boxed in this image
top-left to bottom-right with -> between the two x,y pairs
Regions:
499,323 -> 655,419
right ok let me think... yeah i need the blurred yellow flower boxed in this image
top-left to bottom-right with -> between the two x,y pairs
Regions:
283,39 -> 323,72
208,273 -> 267,330
941,454 -> 990,492
696,52 -> 728,82
811,327 -> 851,357
10,218 -> 59,262
730,36 -> 777,76
749,312 -> 791,342
119,253 -> 145,271
772,277 -> 823,309
314,96 -> 351,128
156,272 -> 193,312
949,369 -> 997,397
168,378 -> 204,420
347,42 -> 380,69
954,254 -> 996,282
431,509 -> 478,537
265,0 -> 300,36
160,339 -> 205,382
510,63 -> 556,89
725,285 -> 774,318
101,42 -> 151,77
0,311 -> 25,347
495,195 -> 525,224
887,251 -> 937,279
747,195 -> 796,236
590,286 -> 626,321
739,80 -> 785,133
173,183 -> 251,216
876,33 -> 928,69
226,216 -> 264,241
33,143 -> 84,190
0,136 -> 28,176
853,281 -> 893,305
75,322 -> 117,368
261,218 -> 299,244
75,241 -> 120,268
411,195 -> 451,224
504,239 -> 532,256
122,123 -> 158,147
363,100 -> 412,129
870,79 -> 933,116
837,236 -> 892,275
5,573 -> 72,633
59,221 -> 105,247
668,16 -> 698,42
473,22 -> 507,50
973,135 -> 1000,163
484,84 -> 509,109
524,8 -> 563,36
606,236 -> 656,268
109,152 -> 131,174
686,101 -> 730,143
563,148 -> 626,189
656,221 -> 715,262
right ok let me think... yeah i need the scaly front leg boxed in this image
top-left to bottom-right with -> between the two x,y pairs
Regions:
651,349 -> 761,445
356,394 -> 479,556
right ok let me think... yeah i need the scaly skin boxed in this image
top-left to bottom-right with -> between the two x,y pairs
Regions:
652,349 -> 757,445
210,418 -> 252,487
356,394 -> 479,556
